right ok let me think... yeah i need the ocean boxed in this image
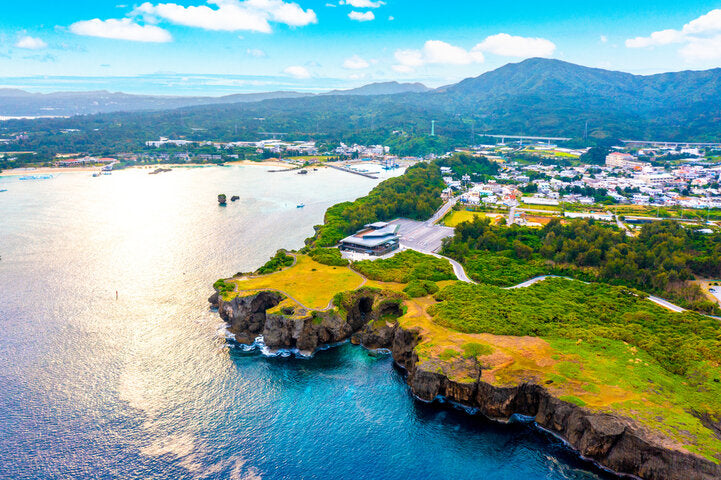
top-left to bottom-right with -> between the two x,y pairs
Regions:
0,166 -> 613,480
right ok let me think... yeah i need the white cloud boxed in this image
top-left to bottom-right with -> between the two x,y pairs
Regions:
626,29 -> 684,48
393,40 -> 484,72
343,54 -> 369,69
134,0 -> 317,34
388,15 -> 394,21
15,36 -> 47,49
394,48 -> 424,67
683,9 -> 721,35
679,35 -> 721,60
284,65 -> 311,78
348,11 -> 374,21
340,0 -> 384,8
473,33 -> 556,57
246,48 -> 266,57
626,9 -> 721,60
392,34 -> 556,72
424,40 -> 484,64
70,18 -> 172,42
600,35 -> 608,43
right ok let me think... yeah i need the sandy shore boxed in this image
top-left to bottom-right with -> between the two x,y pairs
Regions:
0,160 -> 302,176
0,166 -> 100,176
225,160 -> 298,168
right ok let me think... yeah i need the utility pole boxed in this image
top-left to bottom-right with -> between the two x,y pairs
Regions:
431,120 -> 435,136
584,120 -> 589,144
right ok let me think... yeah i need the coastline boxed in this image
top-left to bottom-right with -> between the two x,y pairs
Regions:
209,283 -> 721,480
0,160 -> 295,176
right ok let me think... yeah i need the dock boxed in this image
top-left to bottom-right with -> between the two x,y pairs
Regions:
326,164 -> 378,179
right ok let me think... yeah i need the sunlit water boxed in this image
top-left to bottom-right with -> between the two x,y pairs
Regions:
0,166 -> 613,480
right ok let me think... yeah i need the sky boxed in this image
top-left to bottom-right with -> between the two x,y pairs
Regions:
1,0 -> 721,95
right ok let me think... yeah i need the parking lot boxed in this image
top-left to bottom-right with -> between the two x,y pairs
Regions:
388,218 -> 454,254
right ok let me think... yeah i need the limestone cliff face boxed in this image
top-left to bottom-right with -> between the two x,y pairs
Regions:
210,289 -> 721,480
209,289 -> 373,354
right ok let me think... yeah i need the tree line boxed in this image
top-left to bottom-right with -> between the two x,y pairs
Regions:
443,216 -> 721,313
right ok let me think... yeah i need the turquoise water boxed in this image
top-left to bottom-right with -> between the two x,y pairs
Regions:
0,167 -> 613,480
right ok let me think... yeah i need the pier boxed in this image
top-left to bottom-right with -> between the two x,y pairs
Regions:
326,164 -> 378,179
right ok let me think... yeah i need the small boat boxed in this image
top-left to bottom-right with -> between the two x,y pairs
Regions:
0,189 -> 7,193
92,173 -> 100,177
296,203 -> 305,208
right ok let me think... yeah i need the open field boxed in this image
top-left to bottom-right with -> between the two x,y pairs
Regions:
442,210 -> 504,227
521,149 -> 579,158
229,255 -> 364,310
521,214 -> 556,225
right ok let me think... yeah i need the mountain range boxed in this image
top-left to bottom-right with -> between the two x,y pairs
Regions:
1,59 -> 720,156
0,81 -> 430,117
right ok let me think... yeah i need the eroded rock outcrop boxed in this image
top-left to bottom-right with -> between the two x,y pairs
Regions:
210,287 -> 721,480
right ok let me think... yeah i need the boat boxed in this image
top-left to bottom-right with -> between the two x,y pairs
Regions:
0,189 -> 7,193
296,203 -> 305,208
92,173 -> 100,177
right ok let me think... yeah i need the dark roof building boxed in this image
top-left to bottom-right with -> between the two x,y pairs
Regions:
339,222 -> 400,256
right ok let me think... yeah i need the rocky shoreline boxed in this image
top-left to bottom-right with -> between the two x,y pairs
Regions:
209,288 -> 721,480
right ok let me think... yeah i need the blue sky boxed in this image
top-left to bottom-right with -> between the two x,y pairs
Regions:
1,0 -> 721,95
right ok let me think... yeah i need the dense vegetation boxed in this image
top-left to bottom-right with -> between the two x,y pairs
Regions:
436,153 -> 500,179
311,162 -> 444,247
256,250 -> 295,274
213,279 -> 235,296
443,217 -> 721,313
403,279 -> 440,298
430,279 -> 721,376
352,250 -> 455,283
307,247 -> 349,266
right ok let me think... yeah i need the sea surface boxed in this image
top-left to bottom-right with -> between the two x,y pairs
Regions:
0,166 -> 614,480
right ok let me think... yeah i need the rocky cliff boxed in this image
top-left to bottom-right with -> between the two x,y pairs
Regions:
209,289 -> 721,480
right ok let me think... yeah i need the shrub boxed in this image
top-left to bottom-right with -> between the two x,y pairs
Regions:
461,342 -> 493,358
353,250 -> 455,283
308,248 -> 349,266
403,279 -> 440,298
256,250 -> 294,274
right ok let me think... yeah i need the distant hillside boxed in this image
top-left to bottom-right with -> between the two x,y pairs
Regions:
0,89 -> 313,117
323,81 -> 429,96
2,58 -> 720,157
0,81 -> 428,117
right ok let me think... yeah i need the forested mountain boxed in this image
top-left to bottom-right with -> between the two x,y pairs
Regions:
2,58 -> 720,157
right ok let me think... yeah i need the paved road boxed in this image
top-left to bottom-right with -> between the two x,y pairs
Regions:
505,275 -> 710,317
505,275 -> 579,289
508,205 -> 517,225
419,251 -> 475,283
428,197 -> 458,225
647,295 -> 685,313
615,215 -> 633,237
